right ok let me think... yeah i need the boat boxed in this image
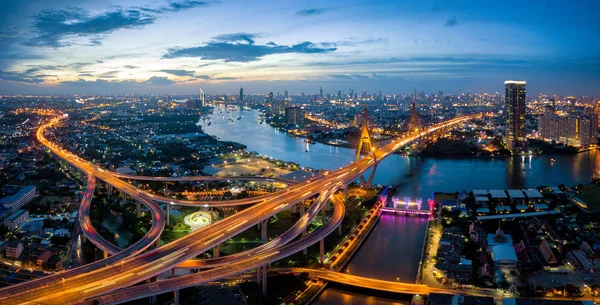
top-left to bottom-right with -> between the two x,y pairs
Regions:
207,122 -> 211,126
304,138 -> 316,144
237,116 -> 242,120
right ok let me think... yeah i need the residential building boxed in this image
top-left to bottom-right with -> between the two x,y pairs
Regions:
285,106 -> 305,128
4,209 -> 29,230
0,185 -> 36,212
504,80 -> 526,152
5,240 -> 23,259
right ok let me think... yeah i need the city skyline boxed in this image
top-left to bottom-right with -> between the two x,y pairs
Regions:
1,0 -> 599,95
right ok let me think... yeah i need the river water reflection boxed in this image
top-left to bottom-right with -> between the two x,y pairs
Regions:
203,107 -> 599,304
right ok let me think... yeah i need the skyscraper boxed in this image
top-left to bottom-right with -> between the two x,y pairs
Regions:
285,106 -> 304,128
199,88 -> 205,106
338,89 -> 341,100
268,92 -> 274,103
284,90 -> 288,100
239,87 -> 244,101
504,80 -> 526,152
319,87 -> 323,99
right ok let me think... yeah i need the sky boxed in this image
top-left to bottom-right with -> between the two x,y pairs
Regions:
0,0 -> 599,96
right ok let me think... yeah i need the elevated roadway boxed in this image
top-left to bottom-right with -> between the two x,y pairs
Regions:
83,185 -> 346,304
0,115 -> 472,304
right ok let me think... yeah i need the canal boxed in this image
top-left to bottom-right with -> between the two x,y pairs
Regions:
203,106 -> 599,304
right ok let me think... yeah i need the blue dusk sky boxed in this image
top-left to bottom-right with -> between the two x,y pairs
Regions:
0,0 -> 598,96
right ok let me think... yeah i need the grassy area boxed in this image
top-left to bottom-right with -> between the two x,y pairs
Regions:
579,184 -> 600,211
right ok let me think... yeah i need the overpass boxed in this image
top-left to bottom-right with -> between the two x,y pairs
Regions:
0,113 -> 473,304
288,268 -> 491,297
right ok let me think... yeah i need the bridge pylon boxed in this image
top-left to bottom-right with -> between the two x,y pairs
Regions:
407,101 -> 424,151
355,106 -> 378,187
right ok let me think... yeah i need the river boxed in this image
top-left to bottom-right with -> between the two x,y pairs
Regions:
203,106 -> 599,304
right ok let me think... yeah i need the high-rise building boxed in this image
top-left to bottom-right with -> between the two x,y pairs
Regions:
239,87 -> 244,101
504,80 -> 526,151
285,106 -> 304,128
267,92 -> 274,103
284,90 -> 288,100
272,100 -> 286,115
199,88 -> 205,106
337,89 -> 341,100
319,87 -> 323,99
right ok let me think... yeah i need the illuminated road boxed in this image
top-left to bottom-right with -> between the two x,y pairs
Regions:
288,269 -> 490,297
81,186 -> 346,304
79,176 -> 121,255
0,114 -> 472,304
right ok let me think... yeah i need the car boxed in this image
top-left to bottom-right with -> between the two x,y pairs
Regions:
233,293 -> 241,298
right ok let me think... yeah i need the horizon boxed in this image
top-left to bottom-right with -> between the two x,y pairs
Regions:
1,0 -> 599,96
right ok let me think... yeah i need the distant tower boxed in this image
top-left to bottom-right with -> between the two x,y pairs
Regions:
239,87 -> 244,101
284,90 -> 288,100
200,88 -> 205,106
320,87 -> 323,99
338,89 -> 342,100
504,80 -> 526,152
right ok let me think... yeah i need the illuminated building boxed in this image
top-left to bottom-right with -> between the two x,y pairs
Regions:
504,80 -> 526,152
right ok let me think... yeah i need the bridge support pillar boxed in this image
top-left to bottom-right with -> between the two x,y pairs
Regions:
343,187 -> 349,201
108,184 -> 113,197
82,234 -> 87,244
337,222 -> 342,236
166,203 -> 170,226
261,220 -> 268,243
256,266 -> 261,283
214,244 -> 220,258
122,192 -> 126,205
136,201 -> 141,218
150,295 -> 156,305
103,250 -> 108,259
174,289 -> 180,305
155,238 -> 160,248
320,239 -> 325,265
261,265 -> 267,296
366,162 -> 377,187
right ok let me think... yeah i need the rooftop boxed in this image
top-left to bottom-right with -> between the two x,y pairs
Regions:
489,190 -> 507,199
0,185 -> 35,204
506,190 -> 525,199
6,209 -> 27,221
523,189 -> 543,199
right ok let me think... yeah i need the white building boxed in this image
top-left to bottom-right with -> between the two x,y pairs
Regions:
0,185 -> 36,212
4,210 -> 29,230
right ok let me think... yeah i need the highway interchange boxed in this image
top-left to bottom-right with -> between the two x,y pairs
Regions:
0,112 -> 472,304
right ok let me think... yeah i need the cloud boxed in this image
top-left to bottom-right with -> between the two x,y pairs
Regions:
25,8 -> 155,47
0,70 -> 45,83
211,76 -> 237,80
159,69 -> 195,76
295,8 -> 330,17
213,32 -> 259,44
164,34 -> 336,62
194,75 -> 212,80
144,76 -> 174,85
124,65 -> 139,69
140,0 -> 217,13
445,17 -> 458,27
